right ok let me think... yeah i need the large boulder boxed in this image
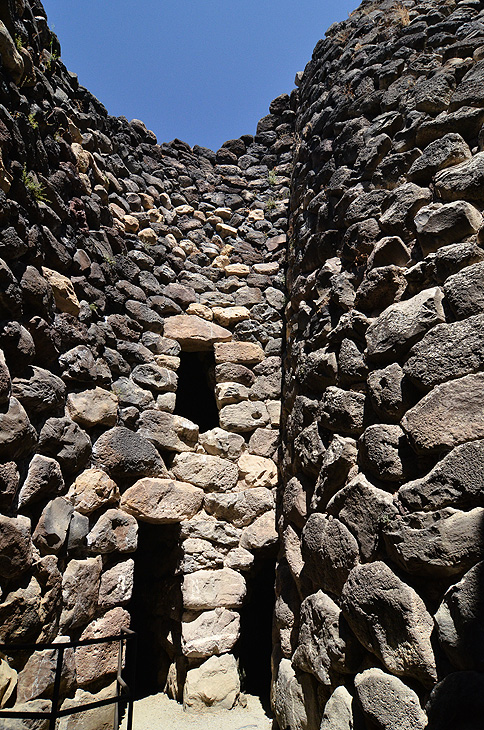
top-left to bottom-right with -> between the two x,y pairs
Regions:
120,478 -> 203,523
355,668 -> 427,730
163,314 -> 231,351
181,608 -> 240,658
182,568 -> 246,610
341,562 -> 437,686
183,654 -> 240,711
302,513 -> 359,595
402,373 -> 484,453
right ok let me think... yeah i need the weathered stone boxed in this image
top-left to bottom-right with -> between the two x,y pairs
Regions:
0,514 -> 32,579
99,559 -> 134,608
320,386 -> 366,435
38,417 -> 91,475
0,350 -> 10,407
434,560 -> 484,673
435,151 -> 484,202
0,574 -> 42,645
327,475 -> 396,561
75,607 -> 130,686
214,341 -> 265,364
182,568 -> 246,610
215,381 -> 249,406
415,201 -> 482,255
138,410 -> 199,452
183,654 -> 240,711
398,439 -> 484,511
60,557 -> 102,631
302,513 -> 359,595
405,313 -> 484,390
92,426 -> 166,478
0,657 -> 16,709
0,699 -> 52,730
402,373 -> 484,453
111,377 -> 154,409
18,454 -> 64,509
380,183 -> 432,239
180,538 -> 224,574
86,508 -> 138,554
59,346 -> 98,383
17,639 -> 75,703
215,362 -> 256,386
0,397 -> 37,460
367,363 -> 411,421
432,241 -> 484,284
121,477 -> 203,523
199,427 -> 245,460
425,671 -> 484,730
355,668 -> 427,730
225,547 -> 254,571
57,682 -> 117,730
294,421 -> 326,477
180,514 -> 241,547
66,387 -> 118,428
163,314 -> 231,351
282,476 -> 307,528
42,267 -> 80,316
341,562 -> 437,686
320,686 -> 354,730
219,400 -> 270,432
408,133 -> 472,184
384,507 -> 484,578
272,659 -> 320,730
443,261 -> 484,318
293,590 -> 360,685
68,468 -> 119,515
237,451 -> 277,489
213,305 -> 250,327
248,427 -> 279,457
33,497 -> 74,555
204,487 -> 273,528
359,424 -> 406,482
181,608 -> 240,658
240,510 -> 278,550
311,436 -> 358,510
366,287 -> 445,362
12,367 -> 66,413
172,452 -> 238,491
0,20 -> 25,83
131,363 -> 177,392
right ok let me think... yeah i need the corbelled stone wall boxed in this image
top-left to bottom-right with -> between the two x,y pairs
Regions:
1,0 -> 484,727
276,1 -> 484,728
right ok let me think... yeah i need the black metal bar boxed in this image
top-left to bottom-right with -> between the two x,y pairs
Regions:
0,630 -> 137,726
49,644 -> 64,730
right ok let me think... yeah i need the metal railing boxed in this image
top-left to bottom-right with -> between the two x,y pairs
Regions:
0,628 -> 137,730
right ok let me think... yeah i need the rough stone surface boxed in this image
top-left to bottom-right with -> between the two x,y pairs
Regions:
182,568 -> 246,610
355,668 -> 427,730
172,453 -> 238,492
183,654 -> 240,711
121,478 -> 203,523
181,608 -> 240,658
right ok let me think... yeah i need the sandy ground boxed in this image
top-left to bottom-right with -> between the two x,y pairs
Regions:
120,693 -> 273,730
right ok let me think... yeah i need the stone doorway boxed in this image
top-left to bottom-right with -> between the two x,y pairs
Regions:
236,545 -> 277,710
126,521 -> 183,700
173,351 -> 219,432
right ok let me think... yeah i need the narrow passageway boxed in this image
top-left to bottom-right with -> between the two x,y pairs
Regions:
174,351 -> 219,431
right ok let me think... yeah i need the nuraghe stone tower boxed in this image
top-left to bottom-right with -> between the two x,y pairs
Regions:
0,0 -> 483,728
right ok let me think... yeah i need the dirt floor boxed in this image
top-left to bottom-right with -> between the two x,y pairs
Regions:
120,692 -> 273,730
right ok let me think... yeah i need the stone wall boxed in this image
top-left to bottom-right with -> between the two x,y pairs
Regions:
1,0 -> 484,727
0,0 -> 293,720
276,0 -> 484,728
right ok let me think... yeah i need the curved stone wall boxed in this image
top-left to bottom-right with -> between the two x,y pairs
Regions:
277,1 -> 484,728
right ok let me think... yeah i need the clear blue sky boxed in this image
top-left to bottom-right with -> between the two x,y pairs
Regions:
41,0 -> 358,151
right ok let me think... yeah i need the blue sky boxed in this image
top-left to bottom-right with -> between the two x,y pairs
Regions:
41,0 -> 358,151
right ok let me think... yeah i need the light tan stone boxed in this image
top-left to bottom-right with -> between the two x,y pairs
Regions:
214,341 -> 265,364
99,559 -> 134,608
182,568 -> 246,610
186,303 -> 213,320
183,654 -> 240,711
67,387 -> 118,428
219,400 -> 270,433
123,214 -> 139,233
58,682 -> 117,730
225,547 -> 254,571
267,400 -> 282,427
60,557 -> 102,632
42,267 -> 80,316
213,306 -> 251,327
238,452 -> 278,489
181,608 -> 240,658
68,468 -> 119,515
215,381 -> 250,406
204,487 -> 274,528
247,209 -> 265,222
0,657 -> 16,708
75,608 -> 130,686
86,509 -> 138,554
199,428 -> 245,460
153,354 -> 180,371
175,204 -> 195,216
121,478 -> 204,523
138,227 -> 157,245
163,315 -> 232,351
213,207 -> 232,220
225,263 -> 250,276
172,453 -> 238,492
216,222 -> 238,238
253,262 -> 279,274
240,510 -> 278,550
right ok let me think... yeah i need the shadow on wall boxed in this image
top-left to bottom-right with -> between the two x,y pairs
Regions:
174,351 -> 219,432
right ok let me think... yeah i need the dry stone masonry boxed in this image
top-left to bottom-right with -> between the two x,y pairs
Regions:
0,0 -> 484,728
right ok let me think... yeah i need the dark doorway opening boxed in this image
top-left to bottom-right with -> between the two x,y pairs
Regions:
236,547 -> 277,712
173,350 -> 219,432
126,522 -> 183,700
